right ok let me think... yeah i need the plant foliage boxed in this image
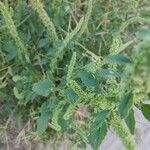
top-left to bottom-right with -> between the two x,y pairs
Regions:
0,0 -> 150,149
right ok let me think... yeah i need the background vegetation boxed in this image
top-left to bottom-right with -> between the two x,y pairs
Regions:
0,0 -> 150,149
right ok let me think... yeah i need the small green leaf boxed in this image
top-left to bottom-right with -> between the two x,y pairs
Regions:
12,75 -> 22,82
13,87 -> 24,99
64,89 -> 79,101
41,100 -> 56,113
25,91 -> 36,103
37,101 -> 55,135
6,50 -> 17,61
96,69 -> 120,78
136,29 -> 150,40
105,54 -> 131,65
37,38 -> 49,48
78,70 -> 96,87
91,110 -> 109,131
118,92 -> 134,118
37,112 -> 50,135
32,79 -> 53,96
4,41 -> 17,61
89,122 -> 107,150
125,109 -> 135,134
141,103 -> 150,121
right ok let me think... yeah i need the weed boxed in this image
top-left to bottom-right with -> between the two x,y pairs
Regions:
0,0 -> 150,150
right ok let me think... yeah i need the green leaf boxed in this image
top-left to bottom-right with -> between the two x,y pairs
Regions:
64,89 -> 79,101
41,100 -> 56,113
96,69 -> 120,78
91,110 -> 109,131
141,103 -> 150,121
5,49 -> 18,61
37,38 -> 49,48
4,41 -> 17,61
136,29 -> 150,40
37,101 -> 55,135
12,75 -> 22,82
118,92 -> 134,118
125,109 -> 135,134
13,87 -> 24,99
89,122 -> 107,150
32,79 -> 53,96
25,91 -> 36,103
37,112 -> 50,135
105,54 -> 132,65
78,70 -> 96,87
